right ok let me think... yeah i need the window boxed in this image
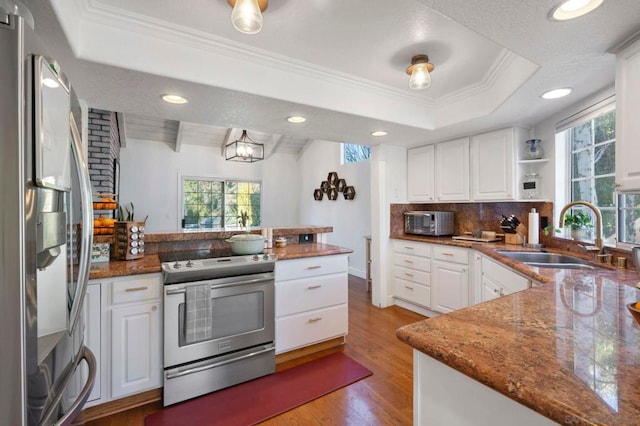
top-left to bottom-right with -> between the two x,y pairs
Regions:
342,143 -> 371,164
181,178 -> 261,230
557,106 -> 640,244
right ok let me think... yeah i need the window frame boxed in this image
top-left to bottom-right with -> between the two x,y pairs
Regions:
178,175 -> 263,231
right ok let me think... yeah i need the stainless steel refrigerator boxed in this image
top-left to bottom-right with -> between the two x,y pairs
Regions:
1,4 -> 97,425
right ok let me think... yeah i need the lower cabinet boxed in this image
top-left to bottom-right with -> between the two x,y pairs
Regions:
84,273 -> 163,407
431,246 -> 470,314
275,254 -> 349,354
480,256 -> 531,303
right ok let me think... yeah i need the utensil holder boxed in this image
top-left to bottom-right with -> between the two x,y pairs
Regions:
504,234 -> 524,245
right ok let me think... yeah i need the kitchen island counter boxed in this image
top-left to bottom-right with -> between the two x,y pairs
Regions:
397,262 -> 640,424
88,243 -> 352,280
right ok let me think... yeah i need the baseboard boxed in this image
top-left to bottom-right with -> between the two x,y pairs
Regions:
348,267 -> 366,279
73,388 -> 161,424
275,337 -> 345,365
394,298 -> 439,318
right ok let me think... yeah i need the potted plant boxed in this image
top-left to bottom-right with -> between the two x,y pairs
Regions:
562,211 -> 594,241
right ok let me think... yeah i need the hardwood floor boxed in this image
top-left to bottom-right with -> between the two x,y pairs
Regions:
83,276 -> 425,425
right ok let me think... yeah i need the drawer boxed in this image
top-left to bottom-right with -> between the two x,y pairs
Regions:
394,253 -> 430,272
394,277 -> 431,308
275,255 -> 348,282
393,265 -> 430,286
394,240 -> 431,258
275,304 -> 348,354
276,274 -> 347,317
111,275 -> 161,305
432,245 -> 469,265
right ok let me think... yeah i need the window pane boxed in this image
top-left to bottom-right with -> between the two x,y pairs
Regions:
619,194 -> 640,244
343,143 -> 371,164
572,150 -> 593,178
249,182 -> 260,194
601,209 -> 616,241
198,180 -> 212,193
594,176 -> 615,207
570,123 -> 592,150
572,180 -> 592,202
594,143 -> 615,175
593,111 -> 615,144
225,181 -> 237,193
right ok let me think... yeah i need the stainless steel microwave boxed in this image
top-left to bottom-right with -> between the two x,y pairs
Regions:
404,211 -> 454,236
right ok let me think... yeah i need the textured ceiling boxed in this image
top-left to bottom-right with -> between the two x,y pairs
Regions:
15,0 -> 640,148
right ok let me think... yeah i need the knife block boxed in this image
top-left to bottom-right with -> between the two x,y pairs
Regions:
504,234 -> 524,245
112,221 -> 145,260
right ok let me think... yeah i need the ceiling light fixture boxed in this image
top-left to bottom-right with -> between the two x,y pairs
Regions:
225,130 -> 264,162
549,0 -> 604,21
161,94 -> 188,104
371,131 -> 387,137
541,88 -> 573,99
227,0 -> 267,34
287,116 -> 306,124
406,54 -> 434,90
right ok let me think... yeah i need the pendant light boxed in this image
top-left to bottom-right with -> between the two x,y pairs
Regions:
406,55 -> 434,90
225,130 -> 264,162
227,0 -> 268,34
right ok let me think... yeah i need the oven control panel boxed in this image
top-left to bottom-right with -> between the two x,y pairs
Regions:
161,253 -> 277,282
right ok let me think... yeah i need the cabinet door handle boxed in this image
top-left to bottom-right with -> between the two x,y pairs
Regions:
306,265 -> 322,270
493,288 -> 500,294
125,286 -> 148,292
307,285 -> 322,290
404,272 -> 414,277
307,317 -> 322,323
404,285 -> 414,290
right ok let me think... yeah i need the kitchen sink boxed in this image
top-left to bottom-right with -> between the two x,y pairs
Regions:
496,251 -> 598,270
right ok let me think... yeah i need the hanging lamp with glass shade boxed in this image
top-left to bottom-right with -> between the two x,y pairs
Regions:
227,0 -> 268,34
406,54 -> 434,90
225,130 -> 264,162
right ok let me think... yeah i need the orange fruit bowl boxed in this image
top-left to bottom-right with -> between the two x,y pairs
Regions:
627,302 -> 640,325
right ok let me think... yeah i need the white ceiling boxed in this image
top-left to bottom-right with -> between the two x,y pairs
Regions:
15,0 -> 640,151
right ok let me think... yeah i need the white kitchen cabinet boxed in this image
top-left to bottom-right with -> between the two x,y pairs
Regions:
479,256 -> 531,303
84,282 -> 102,404
392,240 -> 432,315
436,138 -> 470,201
431,245 -> 470,313
274,254 -> 349,354
471,128 -> 516,200
407,145 -> 435,202
615,33 -> 640,192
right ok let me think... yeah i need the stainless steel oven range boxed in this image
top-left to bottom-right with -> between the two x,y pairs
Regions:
161,250 -> 277,406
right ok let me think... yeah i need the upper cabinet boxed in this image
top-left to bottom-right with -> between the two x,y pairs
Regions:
615,34 -> 640,192
407,145 -> 435,202
471,128 -> 517,200
407,138 -> 469,202
435,138 -> 470,201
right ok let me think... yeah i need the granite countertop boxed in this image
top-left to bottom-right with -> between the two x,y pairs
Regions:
393,234 -> 640,425
88,243 -> 352,280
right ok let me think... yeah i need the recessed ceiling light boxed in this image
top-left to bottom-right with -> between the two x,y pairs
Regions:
549,0 -> 604,21
541,88 -> 573,99
42,77 -> 60,88
161,94 -> 189,104
371,131 -> 387,137
287,116 -> 306,123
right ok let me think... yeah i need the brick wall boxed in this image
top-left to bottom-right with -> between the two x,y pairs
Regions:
87,109 -> 120,195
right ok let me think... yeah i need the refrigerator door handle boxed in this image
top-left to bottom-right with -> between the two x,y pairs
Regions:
68,113 -> 94,335
40,345 -> 97,426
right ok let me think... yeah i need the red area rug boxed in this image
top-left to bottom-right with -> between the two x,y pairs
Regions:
145,352 -> 372,426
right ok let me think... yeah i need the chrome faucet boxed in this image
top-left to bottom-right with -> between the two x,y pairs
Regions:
558,201 -> 603,252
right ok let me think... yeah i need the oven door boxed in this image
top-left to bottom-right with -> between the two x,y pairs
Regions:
164,272 -> 275,368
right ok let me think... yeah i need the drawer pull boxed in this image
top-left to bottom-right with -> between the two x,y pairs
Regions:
307,285 -> 322,290
442,253 -> 454,257
403,259 -> 414,264
404,246 -> 414,250
404,285 -> 414,290
306,266 -> 322,270
307,317 -> 322,323
404,273 -> 414,277
125,286 -> 148,292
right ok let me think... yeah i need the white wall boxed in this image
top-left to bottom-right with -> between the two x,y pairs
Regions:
298,140 -> 371,277
118,139 -> 300,232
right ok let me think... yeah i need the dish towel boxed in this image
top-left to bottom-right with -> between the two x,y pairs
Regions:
185,284 -> 212,344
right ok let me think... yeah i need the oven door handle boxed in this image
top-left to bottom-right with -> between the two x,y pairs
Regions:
165,277 -> 272,295
165,345 -> 275,380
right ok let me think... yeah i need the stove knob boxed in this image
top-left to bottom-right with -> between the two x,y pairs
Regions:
186,260 -> 195,268
263,254 -> 270,261
173,261 -> 182,269
253,255 -> 260,261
